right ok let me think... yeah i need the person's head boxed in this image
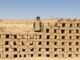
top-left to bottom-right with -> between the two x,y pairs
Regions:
36,16 -> 40,21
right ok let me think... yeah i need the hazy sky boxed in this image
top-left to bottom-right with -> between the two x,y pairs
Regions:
0,0 -> 80,19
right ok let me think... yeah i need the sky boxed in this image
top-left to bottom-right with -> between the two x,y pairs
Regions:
0,0 -> 80,19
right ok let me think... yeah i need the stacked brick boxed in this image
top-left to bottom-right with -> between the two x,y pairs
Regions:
0,18 -> 80,59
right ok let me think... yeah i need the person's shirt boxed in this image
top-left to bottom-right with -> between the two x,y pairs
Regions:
33,20 -> 42,32
35,20 -> 40,31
